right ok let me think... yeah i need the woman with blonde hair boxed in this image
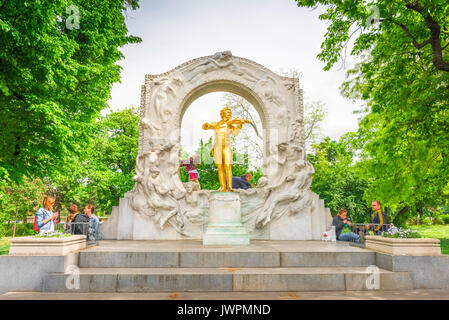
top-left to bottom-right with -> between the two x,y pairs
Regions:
35,196 -> 59,234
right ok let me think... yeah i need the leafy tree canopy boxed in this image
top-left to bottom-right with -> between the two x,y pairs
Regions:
295,0 -> 449,213
0,0 -> 141,182
308,133 -> 372,222
47,107 -> 139,215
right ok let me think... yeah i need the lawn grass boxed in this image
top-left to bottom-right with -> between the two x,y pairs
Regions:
408,224 -> 449,255
0,238 -> 10,255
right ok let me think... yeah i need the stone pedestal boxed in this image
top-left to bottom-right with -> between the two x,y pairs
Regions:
203,192 -> 250,245
9,235 -> 86,256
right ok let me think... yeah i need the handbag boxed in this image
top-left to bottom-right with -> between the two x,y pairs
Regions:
33,215 -> 40,231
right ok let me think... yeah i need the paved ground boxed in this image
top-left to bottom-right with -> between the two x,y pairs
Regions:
1,290 -> 449,300
84,239 -> 369,253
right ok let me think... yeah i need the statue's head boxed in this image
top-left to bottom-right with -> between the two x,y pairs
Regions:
184,183 -> 193,193
149,167 -> 160,178
257,177 -> 268,188
220,107 -> 232,120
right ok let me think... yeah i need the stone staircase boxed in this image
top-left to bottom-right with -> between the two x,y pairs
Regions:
42,241 -> 413,292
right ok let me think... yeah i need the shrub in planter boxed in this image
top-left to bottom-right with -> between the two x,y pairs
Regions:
382,227 -> 422,239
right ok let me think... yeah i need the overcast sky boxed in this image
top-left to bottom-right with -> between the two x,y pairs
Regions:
108,0 -> 362,154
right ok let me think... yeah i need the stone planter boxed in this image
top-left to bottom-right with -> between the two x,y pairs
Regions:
365,235 -> 441,256
9,235 -> 86,256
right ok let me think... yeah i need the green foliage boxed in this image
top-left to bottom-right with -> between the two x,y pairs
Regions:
0,176 -> 46,237
295,0 -> 449,217
47,107 -> 139,214
0,0 -> 141,182
308,134 -> 372,223
409,225 -> 449,255
441,215 -> 449,225
3,223 -> 37,238
0,239 -> 10,256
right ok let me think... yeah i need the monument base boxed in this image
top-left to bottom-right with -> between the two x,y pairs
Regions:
203,192 -> 250,246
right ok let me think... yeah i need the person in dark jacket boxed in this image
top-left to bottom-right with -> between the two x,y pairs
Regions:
332,208 -> 360,243
232,173 -> 253,190
366,200 -> 389,235
71,210 -> 90,235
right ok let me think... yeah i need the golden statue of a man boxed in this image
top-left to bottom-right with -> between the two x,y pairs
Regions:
202,107 -> 252,192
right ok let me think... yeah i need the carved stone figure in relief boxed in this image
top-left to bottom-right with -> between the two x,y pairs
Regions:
145,166 -> 185,232
141,117 -> 161,136
255,155 -> 314,228
152,75 -> 183,124
130,140 -> 187,234
289,119 -> 303,144
255,73 -> 283,106
183,183 -> 208,225
283,80 -> 296,91
185,51 -> 259,83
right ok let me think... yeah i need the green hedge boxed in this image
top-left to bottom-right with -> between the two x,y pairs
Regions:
2,222 -> 38,237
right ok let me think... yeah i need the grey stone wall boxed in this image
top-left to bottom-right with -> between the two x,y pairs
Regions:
0,253 -> 78,294
376,253 -> 449,289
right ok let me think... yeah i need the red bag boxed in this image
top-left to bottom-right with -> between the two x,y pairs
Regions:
33,213 -> 57,232
33,215 -> 40,231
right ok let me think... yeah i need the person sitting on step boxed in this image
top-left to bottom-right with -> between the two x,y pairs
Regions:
332,208 -> 360,243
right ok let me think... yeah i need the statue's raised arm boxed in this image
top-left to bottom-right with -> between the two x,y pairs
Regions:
202,122 -> 218,130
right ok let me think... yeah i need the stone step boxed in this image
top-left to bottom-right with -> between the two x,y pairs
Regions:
79,251 -> 375,268
42,267 -> 412,292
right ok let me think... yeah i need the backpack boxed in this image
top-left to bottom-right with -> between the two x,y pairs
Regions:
71,213 -> 90,235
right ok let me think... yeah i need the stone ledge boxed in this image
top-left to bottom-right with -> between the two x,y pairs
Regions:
9,235 -> 86,256
366,236 -> 441,256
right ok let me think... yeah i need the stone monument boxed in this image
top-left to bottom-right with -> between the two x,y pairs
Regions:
100,51 -> 333,241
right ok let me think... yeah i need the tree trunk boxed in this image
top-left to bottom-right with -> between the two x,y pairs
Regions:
12,205 -> 18,238
392,206 -> 410,225
417,206 -> 423,225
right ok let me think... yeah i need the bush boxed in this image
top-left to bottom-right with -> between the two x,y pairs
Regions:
382,227 -> 422,239
4,222 -> 38,237
420,217 -> 433,225
441,214 -> 449,225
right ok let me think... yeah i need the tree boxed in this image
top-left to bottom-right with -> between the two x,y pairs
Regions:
0,0 -> 141,182
47,107 -> 140,215
304,101 -> 327,150
308,133 -> 372,222
294,0 -> 449,72
294,0 -> 449,219
89,107 -> 139,213
0,176 -> 46,237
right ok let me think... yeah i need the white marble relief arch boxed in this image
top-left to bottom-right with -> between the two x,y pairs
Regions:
100,51 -> 332,241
